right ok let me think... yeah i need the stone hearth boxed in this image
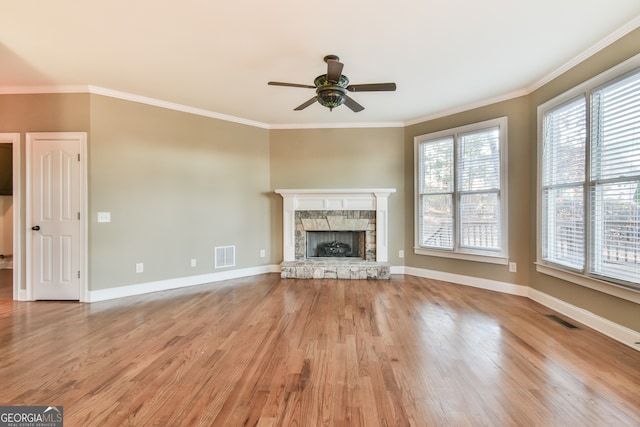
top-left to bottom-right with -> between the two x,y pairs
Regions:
275,188 -> 395,279
280,259 -> 390,280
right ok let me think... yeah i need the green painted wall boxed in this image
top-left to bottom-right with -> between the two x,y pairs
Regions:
88,95 -> 271,290
269,127 -> 405,265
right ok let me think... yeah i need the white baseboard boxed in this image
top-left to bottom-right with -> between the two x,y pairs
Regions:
398,266 -> 530,296
86,265 -> 280,302
394,266 -> 640,351
83,263 -> 639,351
390,265 -> 405,275
528,288 -> 640,350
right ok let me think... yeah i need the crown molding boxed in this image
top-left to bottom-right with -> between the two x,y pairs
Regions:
404,15 -> 640,128
1,17 -> 638,131
526,14 -> 640,93
403,88 -> 529,127
0,85 -> 90,94
0,84 -> 271,129
87,86 -> 271,129
0,84 -> 401,130
268,121 -> 404,130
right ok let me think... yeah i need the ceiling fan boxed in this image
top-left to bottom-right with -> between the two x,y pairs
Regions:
268,55 -> 396,112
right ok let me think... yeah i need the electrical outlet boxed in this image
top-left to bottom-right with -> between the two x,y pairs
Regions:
260,249 -> 266,258
509,262 -> 517,272
191,259 -> 197,267
399,250 -> 405,258
136,262 -> 144,273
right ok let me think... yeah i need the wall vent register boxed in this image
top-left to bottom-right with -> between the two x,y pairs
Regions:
215,246 -> 235,269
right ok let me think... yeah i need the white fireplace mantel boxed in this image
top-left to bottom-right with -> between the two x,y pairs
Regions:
275,188 -> 396,262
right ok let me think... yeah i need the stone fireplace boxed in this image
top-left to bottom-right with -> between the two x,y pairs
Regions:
275,189 -> 396,279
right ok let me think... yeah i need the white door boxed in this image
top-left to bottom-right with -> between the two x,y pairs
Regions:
28,133 -> 85,300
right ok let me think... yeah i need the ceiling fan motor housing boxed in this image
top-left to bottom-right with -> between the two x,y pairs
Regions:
314,74 -> 349,110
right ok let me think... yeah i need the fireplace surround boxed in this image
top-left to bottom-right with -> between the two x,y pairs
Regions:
275,188 -> 396,279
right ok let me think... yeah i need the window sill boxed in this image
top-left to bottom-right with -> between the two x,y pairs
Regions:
535,263 -> 640,304
414,247 -> 508,265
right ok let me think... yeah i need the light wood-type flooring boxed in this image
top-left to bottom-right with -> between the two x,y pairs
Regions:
0,273 -> 639,426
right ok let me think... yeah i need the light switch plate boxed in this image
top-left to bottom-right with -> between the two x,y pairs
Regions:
97,212 -> 111,223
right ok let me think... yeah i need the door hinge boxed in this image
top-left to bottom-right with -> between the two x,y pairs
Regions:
77,153 -> 80,162
77,212 -> 80,220
77,271 -> 80,279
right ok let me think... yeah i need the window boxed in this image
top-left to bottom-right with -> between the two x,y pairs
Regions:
539,62 -> 640,290
415,117 -> 508,263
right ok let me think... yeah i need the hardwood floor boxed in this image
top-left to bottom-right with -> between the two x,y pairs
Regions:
0,268 -> 12,299
0,274 -> 639,426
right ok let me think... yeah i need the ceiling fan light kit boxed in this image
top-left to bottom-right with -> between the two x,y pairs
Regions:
268,55 -> 396,112
315,75 -> 348,110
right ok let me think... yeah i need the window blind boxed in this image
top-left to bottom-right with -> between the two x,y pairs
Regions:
591,72 -> 640,181
541,96 -> 586,270
458,127 -> 500,191
458,127 -> 501,251
419,137 -> 454,249
590,71 -> 640,284
542,97 -> 586,186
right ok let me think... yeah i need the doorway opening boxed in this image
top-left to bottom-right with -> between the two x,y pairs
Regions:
0,134 -> 20,300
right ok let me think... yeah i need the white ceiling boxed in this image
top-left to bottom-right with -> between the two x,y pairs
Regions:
1,1 -> 640,128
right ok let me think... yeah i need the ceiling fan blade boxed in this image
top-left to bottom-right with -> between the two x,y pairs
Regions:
344,96 -> 364,112
326,60 -> 344,83
268,81 -> 316,89
294,96 -> 318,111
346,83 -> 397,92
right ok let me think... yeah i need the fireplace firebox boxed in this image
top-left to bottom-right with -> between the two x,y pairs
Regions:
306,231 -> 365,259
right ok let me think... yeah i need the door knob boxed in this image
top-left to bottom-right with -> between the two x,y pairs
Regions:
31,225 -> 40,231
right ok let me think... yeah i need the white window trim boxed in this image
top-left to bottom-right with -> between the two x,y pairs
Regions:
536,52 -> 640,302
413,247 -> 508,265
414,117 -> 508,264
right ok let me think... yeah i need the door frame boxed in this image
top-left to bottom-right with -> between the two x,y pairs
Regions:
25,132 -> 88,302
0,133 -> 21,301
